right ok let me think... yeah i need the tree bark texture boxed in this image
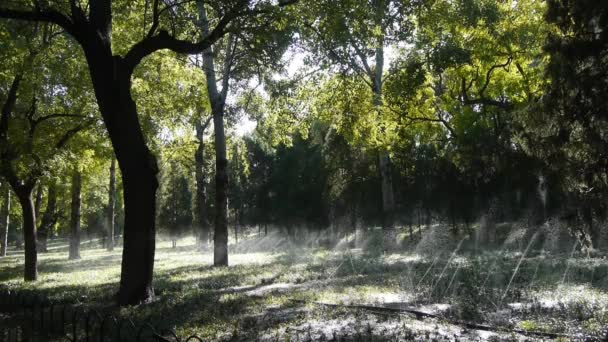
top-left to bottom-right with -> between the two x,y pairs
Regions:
195,119 -> 210,248
16,189 -> 37,281
107,157 -> 116,251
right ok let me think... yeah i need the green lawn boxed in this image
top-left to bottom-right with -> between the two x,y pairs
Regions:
1,230 -> 607,340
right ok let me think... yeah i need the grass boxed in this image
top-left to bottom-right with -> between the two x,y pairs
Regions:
1,227 -> 608,340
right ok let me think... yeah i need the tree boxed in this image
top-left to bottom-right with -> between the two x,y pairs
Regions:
297,0 -> 414,242
195,0 -> 293,265
388,0 -> 549,226
0,0 -> 295,304
517,0 -> 608,246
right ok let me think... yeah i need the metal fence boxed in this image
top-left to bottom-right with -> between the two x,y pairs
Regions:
0,289 -> 413,342
0,289 -> 218,342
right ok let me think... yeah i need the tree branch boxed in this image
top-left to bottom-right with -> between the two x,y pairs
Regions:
147,0 -> 161,38
55,119 -> 95,150
0,73 -> 23,141
220,33 -> 236,101
123,15 -> 230,75
0,6 -> 76,36
303,22 -> 373,88
460,57 -> 513,110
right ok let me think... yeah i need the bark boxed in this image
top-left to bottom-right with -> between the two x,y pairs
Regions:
1,187 -> 10,256
107,158 -> 116,251
33,185 -> 43,225
195,118 -> 211,249
15,188 -> 37,281
213,109 -> 229,266
69,170 -> 81,260
38,180 -> 57,253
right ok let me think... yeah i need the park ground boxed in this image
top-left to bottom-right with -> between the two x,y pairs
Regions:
1,224 -> 608,341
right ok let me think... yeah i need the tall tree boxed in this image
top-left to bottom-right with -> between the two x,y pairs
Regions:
298,0 -> 413,241
196,0 -> 293,265
518,0 -> 608,246
197,1 -> 233,266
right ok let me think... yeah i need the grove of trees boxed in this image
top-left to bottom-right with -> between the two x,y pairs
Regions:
0,0 -> 607,307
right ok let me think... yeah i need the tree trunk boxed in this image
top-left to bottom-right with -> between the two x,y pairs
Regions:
379,151 -> 395,228
82,43 -> 158,305
38,180 -> 57,253
117,157 -> 157,304
33,184 -> 43,225
372,42 -> 395,245
213,111 -> 229,266
15,188 -> 37,281
1,187 -> 10,257
195,119 -> 210,249
69,171 -> 82,260
107,158 -> 116,251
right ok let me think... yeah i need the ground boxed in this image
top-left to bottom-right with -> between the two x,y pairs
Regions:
0,225 -> 607,341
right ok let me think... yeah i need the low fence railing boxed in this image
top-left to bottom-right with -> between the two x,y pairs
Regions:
0,289 -> 404,342
0,289 -> 217,341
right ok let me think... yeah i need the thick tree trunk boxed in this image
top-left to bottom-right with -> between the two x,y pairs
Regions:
213,111 -> 229,266
15,189 -> 37,281
1,187 -> 10,257
38,180 -> 57,253
107,158 -> 116,251
195,119 -> 210,249
83,43 -> 158,305
118,161 -> 157,303
69,171 -> 82,260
